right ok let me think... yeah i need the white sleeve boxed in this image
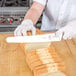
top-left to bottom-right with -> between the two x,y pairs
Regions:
33,0 -> 47,6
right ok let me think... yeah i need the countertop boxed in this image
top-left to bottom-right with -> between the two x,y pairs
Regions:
0,30 -> 76,76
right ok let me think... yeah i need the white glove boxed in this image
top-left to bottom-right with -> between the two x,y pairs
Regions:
14,19 -> 36,36
56,20 -> 76,39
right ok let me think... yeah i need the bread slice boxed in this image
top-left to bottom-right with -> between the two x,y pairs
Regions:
34,66 -> 65,76
25,44 -> 66,76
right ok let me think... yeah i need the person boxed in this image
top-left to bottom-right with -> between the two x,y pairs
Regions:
14,1 -> 76,76
14,0 -> 76,39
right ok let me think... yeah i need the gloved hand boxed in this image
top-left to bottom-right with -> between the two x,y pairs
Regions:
14,19 -> 36,36
56,20 -> 76,39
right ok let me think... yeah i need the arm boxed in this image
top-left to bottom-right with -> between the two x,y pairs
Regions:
14,1 -> 45,36
24,1 -> 45,25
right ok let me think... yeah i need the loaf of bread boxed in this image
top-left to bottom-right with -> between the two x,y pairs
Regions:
20,29 -> 66,76
26,46 -> 66,76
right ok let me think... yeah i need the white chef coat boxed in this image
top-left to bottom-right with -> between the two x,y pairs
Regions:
33,0 -> 76,32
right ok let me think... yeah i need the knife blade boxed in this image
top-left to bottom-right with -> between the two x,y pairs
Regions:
6,33 -> 61,43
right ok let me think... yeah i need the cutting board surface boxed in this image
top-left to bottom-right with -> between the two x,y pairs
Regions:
0,30 -> 76,76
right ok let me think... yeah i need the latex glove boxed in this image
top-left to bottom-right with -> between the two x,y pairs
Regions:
14,19 -> 36,36
56,20 -> 76,39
